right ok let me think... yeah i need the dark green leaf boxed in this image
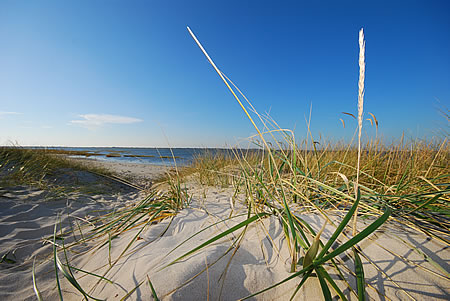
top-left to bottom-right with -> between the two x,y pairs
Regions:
353,248 -> 366,301
317,189 -> 361,259
316,267 -> 332,301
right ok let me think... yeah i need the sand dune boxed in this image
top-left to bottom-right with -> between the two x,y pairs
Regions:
0,161 -> 448,300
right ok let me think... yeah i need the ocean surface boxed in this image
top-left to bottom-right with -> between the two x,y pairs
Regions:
38,147 -> 235,166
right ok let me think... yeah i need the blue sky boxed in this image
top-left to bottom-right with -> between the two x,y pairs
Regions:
0,0 -> 449,147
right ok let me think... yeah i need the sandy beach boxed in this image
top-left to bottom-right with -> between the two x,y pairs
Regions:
0,158 -> 448,300
69,158 -> 175,188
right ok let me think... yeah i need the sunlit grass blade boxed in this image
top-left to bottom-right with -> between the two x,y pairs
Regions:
120,279 -> 145,301
55,250 -> 104,301
54,218 -> 105,301
61,264 -> 115,284
147,275 -> 159,301
282,194 -> 300,272
108,232 -> 112,267
53,220 -> 63,301
32,258 -> 43,301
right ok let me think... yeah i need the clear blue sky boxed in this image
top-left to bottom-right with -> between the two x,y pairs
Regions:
1,0 -> 449,147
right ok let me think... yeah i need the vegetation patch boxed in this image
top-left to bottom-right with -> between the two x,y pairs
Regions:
0,147 -> 135,195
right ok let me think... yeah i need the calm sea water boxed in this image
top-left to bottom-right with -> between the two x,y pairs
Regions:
42,147 -> 235,166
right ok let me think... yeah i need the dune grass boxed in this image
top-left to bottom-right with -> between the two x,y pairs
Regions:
0,146 -> 134,194
169,27 -> 448,298
29,27 -> 450,300
185,149 -> 241,187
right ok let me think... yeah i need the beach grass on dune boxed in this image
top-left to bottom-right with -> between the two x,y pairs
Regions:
41,132 -> 448,299
29,131 -> 449,299
0,146 -> 130,194
26,27 -> 450,300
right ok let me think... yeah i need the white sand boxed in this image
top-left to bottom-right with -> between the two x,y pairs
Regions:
0,161 -> 448,300
70,158 -> 174,188
0,185 -> 142,300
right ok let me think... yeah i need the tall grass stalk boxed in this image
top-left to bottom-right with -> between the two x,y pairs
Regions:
353,28 -> 366,236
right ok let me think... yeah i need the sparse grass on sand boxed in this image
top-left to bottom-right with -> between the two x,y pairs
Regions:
0,146 -> 137,195
19,28 -> 450,300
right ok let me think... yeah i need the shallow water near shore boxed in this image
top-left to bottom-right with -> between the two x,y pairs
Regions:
31,147 -> 236,166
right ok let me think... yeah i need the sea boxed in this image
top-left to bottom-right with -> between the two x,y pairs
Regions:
37,147 -> 236,166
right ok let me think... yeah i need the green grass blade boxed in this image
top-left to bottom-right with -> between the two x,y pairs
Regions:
32,258 -> 43,301
56,225 -> 105,301
108,232 -> 112,267
292,221 -> 309,250
320,207 -> 391,263
279,189 -> 299,272
289,270 -> 312,301
53,221 -> 63,301
113,207 -> 163,266
147,275 -> 159,301
163,213 -> 246,260
120,279 -> 145,301
55,254 -> 85,298
55,253 -> 104,301
317,189 -> 361,259
62,264 -> 115,284
0,250 -> 16,264
316,267 -> 332,301
317,266 -> 348,301
166,213 -> 269,267
353,248 -> 366,301
247,207 -> 390,299
241,265 -> 311,300
405,193 -> 442,215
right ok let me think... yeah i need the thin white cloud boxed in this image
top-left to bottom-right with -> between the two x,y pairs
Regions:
70,114 -> 143,128
0,111 -> 21,118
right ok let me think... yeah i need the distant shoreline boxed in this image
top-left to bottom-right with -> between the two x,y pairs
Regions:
18,146 -> 242,166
